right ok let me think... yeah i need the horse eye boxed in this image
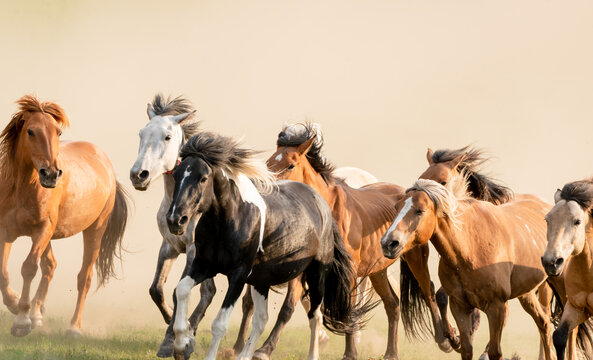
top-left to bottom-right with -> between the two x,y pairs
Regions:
575,219 -> 582,226
415,209 -> 424,215
27,129 -> 34,136
58,131 -> 62,136
165,135 -> 172,141
440,181 -> 447,186
200,177 -> 207,183
287,164 -> 295,170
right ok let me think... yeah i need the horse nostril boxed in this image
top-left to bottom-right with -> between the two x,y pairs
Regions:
555,257 -> 564,267
388,240 -> 400,251
57,169 -> 63,177
139,170 -> 149,180
179,216 -> 188,225
39,168 -> 48,177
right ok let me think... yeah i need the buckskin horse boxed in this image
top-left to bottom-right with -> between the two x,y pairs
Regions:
0,95 -> 130,337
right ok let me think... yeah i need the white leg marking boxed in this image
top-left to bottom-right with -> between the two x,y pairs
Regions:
173,276 -> 196,352
205,305 -> 235,360
383,197 -> 413,241
238,287 -> 269,360
307,307 -> 323,360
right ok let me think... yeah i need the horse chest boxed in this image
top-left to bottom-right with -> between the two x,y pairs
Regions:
156,204 -> 194,253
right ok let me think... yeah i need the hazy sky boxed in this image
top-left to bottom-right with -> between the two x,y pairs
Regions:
0,0 -> 592,345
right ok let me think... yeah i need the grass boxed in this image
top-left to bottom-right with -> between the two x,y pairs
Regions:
0,307 -> 541,359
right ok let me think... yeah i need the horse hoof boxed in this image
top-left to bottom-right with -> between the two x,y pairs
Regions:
66,327 -> 83,338
437,339 -> 453,353
6,301 -> 20,315
11,323 -> 32,337
478,354 -> 489,360
173,337 -> 195,360
156,332 -> 175,358
253,350 -> 270,360
31,318 -> 43,329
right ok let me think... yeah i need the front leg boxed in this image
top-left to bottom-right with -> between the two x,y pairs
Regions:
553,302 -> 588,360
0,237 -> 19,314
149,240 -> 180,324
238,286 -> 270,360
449,298 -> 477,360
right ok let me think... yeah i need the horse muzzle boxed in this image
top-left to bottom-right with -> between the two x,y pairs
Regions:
381,235 -> 404,260
541,254 -> 565,277
129,168 -> 151,191
167,213 -> 189,236
38,167 -> 63,188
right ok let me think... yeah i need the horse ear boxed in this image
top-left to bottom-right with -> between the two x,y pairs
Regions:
296,137 -> 315,155
426,148 -> 434,164
147,104 -> 156,119
171,110 -> 196,125
449,153 -> 466,170
554,189 -> 562,204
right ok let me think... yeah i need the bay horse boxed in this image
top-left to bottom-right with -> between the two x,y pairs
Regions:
542,178 -> 593,359
129,95 -> 218,357
163,132 -> 365,360
0,95 -> 130,336
381,179 -> 557,360
265,123 -> 452,360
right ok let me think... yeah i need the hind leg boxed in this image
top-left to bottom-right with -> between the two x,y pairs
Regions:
29,244 -> 57,329
404,246 -> 452,352
482,300 -> 508,360
369,268 -> 400,360
517,290 -> 553,360
238,286 -> 270,360
149,241 -> 180,324
305,265 -> 325,360
253,277 -> 304,360
449,298 -> 478,360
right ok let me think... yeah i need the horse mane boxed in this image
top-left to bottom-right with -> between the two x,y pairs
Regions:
408,179 -> 464,228
180,132 -> 275,193
559,178 -> 593,213
0,95 -> 70,180
431,146 -> 514,205
276,122 -> 336,184
150,94 -> 200,140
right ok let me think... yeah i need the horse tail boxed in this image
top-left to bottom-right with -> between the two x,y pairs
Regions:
400,258 -> 432,340
96,181 -> 132,287
322,221 -> 377,335
549,281 -> 593,359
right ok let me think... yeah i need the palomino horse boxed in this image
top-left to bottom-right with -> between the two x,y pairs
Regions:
129,95 -> 217,357
0,95 -> 130,336
164,132 -> 366,360
266,123 -> 451,360
542,179 -> 593,359
418,146 -> 567,358
381,179 -> 556,360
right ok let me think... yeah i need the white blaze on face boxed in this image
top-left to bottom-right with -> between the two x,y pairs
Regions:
234,174 -> 267,253
170,166 -> 191,216
275,153 -> 282,162
382,197 -> 413,244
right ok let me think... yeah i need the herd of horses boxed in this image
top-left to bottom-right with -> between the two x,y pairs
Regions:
1,94 -> 593,360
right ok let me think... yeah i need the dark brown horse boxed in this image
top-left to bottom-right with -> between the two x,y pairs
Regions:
262,123 -> 452,360
0,95 -> 130,337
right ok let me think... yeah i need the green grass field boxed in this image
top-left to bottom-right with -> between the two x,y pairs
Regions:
0,305 -> 544,360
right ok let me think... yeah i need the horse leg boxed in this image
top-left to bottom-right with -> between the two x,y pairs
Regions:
553,302 -> 587,360
66,225 -> 105,336
304,263 -> 325,360
0,238 -> 19,314
29,243 -> 57,329
232,286 -> 254,355
449,298 -> 476,360
149,240 -> 180,324
518,290 -> 554,360
483,300 -> 508,360
404,246 -> 452,352
252,277 -> 304,360
533,284 -> 554,360
369,268 -> 400,360
238,286 -> 270,360
11,226 -> 53,337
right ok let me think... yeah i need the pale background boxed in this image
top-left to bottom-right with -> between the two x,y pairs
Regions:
0,0 -> 592,358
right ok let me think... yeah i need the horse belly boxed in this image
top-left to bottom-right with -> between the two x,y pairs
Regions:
247,255 -> 314,288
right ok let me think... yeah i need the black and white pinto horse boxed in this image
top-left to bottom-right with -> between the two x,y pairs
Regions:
163,132 -> 362,360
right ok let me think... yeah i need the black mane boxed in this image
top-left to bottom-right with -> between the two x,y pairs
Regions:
559,179 -> 593,211
150,93 -> 200,140
276,123 -> 336,184
432,146 -> 514,205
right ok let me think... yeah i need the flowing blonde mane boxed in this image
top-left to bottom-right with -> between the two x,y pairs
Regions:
180,132 -> 275,194
409,179 -> 466,228
0,95 -> 70,180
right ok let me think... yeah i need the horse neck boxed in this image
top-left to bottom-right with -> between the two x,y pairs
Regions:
205,170 -> 244,223
571,227 -> 593,274
0,141 -> 39,199
431,206 -> 472,270
301,163 -> 337,206
163,173 -> 176,202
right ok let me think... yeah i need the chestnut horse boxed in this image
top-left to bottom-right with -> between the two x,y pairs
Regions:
381,179 -> 556,360
418,146 -> 568,358
542,179 -> 593,359
0,95 -> 130,337
265,123 -> 451,360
